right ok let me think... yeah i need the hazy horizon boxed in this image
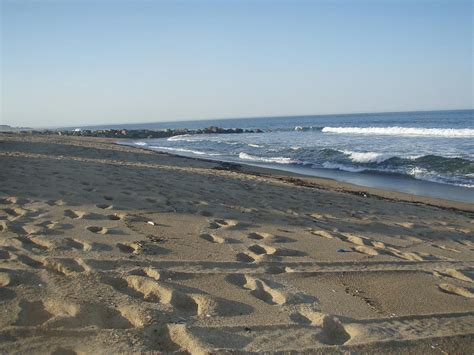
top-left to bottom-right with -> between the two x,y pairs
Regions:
3,107 -> 472,130
1,0 -> 473,127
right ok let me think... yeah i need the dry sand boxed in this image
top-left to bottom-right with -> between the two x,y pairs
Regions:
0,134 -> 473,354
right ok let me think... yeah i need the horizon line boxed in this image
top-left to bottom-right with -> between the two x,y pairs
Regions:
7,107 -> 474,130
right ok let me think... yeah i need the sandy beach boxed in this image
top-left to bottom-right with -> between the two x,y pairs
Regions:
0,134 -> 473,354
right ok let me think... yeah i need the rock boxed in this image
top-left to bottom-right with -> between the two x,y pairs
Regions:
8,126 -> 265,139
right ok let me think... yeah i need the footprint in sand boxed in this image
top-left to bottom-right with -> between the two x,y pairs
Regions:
226,274 -> 287,305
247,232 -> 296,243
0,221 -> 8,233
199,233 -> 226,244
456,239 -> 474,249
339,233 -> 373,247
200,210 -> 213,217
26,299 -> 136,329
208,219 -> 238,230
434,268 -> 473,283
46,199 -> 66,206
291,310 -> 351,345
271,235 -> 297,243
432,244 -> 460,253
236,252 -> 256,263
96,204 -> 113,210
384,248 -> 429,261
103,275 -> 199,315
15,300 -> 54,326
0,271 -> 12,287
14,253 -> 45,269
117,242 -> 141,254
438,283 -> 474,298
247,243 -> 306,259
353,245 -> 380,256
107,213 -> 125,221
3,196 -> 30,205
14,236 -> 50,252
28,236 -> 56,250
3,207 -> 27,219
37,220 -> 61,230
43,258 -> 89,276
64,238 -> 92,252
331,232 -> 436,261
0,250 -> 12,260
86,226 -> 108,234
64,209 -> 87,219
247,232 -> 272,240
351,243 -> 436,261
248,244 -> 277,256
66,239 -> 110,252
309,229 -> 334,239
117,240 -> 167,255
114,273 -> 250,318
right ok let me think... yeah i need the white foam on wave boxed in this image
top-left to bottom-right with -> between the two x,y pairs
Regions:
341,150 -> 394,163
406,167 -> 473,188
134,142 -> 148,146
167,134 -> 200,142
150,146 -> 222,156
322,162 -> 473,187
238,152 -> 294,164
322,126 -> 474,137
295,126 -> 320,131
408,167 -> 439,181
322,162 -> 366,172
294,126 -> 307,131
248,143 -> 263,148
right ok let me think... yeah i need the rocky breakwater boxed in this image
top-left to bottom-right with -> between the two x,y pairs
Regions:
13,126 -> 264,139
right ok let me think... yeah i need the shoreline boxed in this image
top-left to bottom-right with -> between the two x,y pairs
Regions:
2,131 -> 472,211
117,138 -> 474,213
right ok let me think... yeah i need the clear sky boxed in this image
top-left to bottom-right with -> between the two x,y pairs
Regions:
1,0 -> 472,128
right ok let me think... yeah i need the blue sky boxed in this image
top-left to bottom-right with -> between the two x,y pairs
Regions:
1,0 -> 472,127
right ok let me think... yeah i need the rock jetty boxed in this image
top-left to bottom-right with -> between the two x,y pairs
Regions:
3,126 -> 263,139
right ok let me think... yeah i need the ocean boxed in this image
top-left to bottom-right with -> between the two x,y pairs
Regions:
115,109 -> 474,203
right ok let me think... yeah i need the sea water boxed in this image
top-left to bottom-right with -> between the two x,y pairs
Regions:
114,110 -> 473,203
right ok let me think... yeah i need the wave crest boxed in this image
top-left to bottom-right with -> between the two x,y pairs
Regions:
341,150 -> 394,163
167,134 -> 198,142
238,152 -> 294,164
149,146 -> 223,156
322,126 -> 474,137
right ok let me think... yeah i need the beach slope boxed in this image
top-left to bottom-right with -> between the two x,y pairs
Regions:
0,135 -> 473,353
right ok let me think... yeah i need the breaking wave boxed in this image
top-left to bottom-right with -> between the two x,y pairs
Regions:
149,146 -> 222,156
341,150 -> 395,163
238,152 -> 295,164
322,126 -> 474,137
